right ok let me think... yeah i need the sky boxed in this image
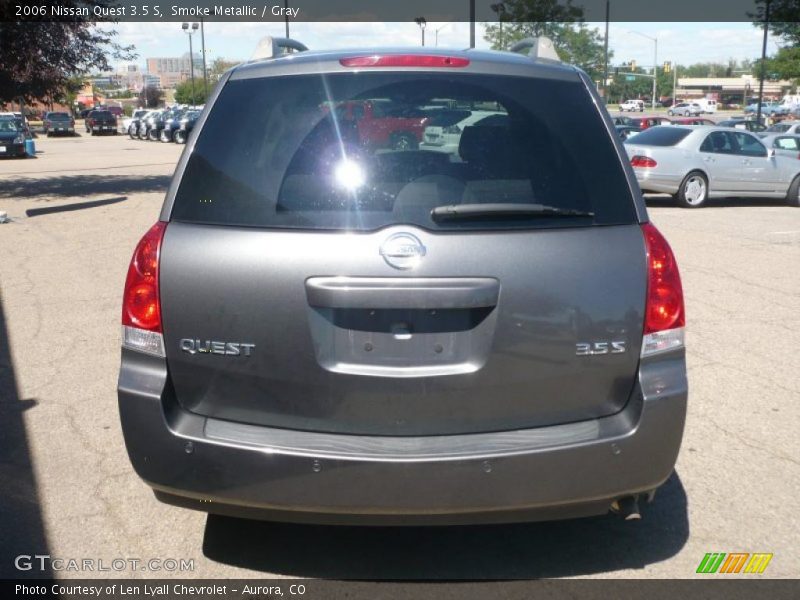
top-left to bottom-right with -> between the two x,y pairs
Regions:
102,21 -> 776,72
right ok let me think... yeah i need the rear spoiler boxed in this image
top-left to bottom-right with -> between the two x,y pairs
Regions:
509,37 -> 561,63
249,36 -> 308,62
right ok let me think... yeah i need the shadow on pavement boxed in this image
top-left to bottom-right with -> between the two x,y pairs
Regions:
202,472 -> 689,579
0,174 -> 170,200
25,196 -> 127,217
0,292 -> 51,578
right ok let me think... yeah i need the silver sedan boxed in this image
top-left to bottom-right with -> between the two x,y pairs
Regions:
624,125 -> 800,208
758,133 -> 800,160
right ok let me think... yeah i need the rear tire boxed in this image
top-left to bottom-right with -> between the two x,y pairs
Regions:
174,130 -> 187,144
786,175 -> 800,207
128,126 -> 136,139
676,171 -> 708,208
148,129 -> 159,141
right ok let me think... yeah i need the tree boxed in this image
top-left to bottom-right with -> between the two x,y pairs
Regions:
759,46 -> 800,84
750,0 -> 800,46
138,86 -> 164,109
209,58 -> 240,83
173,80 -> 209,105
484,0 -> 610,81
0,1 -> 135,104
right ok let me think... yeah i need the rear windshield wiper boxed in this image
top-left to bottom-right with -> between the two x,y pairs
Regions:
430,203 -> 595,222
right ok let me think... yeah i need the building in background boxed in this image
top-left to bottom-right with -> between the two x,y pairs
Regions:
677,75 -> 793,107
145,53 -> 203,90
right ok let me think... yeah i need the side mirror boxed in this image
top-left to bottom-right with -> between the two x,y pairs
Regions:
768,148 -> 776,158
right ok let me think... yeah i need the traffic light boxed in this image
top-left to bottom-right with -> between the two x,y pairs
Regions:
663,61 -> 671,73
630,60 -> 637,71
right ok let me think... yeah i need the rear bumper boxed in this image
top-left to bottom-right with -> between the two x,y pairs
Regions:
118,350 -> 687,525
633,170 -> 682,195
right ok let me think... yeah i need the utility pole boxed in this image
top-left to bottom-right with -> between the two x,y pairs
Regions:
469,0 -> 475,48
756,0 -> 770,125
673,62 -> 678,103
652,37 -> 658,110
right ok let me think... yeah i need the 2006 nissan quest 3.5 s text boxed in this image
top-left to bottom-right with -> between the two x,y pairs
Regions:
118,37 -> 687,525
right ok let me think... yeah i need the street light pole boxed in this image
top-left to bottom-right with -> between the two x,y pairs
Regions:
200,18 -> 208,97
414,17 -> 427,47
284,0 -> 290,38
182,23 -> 198,104
435,23 -> 450,47
603,0 -> 610,98
628,30 -> 658,110
491,4 -> 505,50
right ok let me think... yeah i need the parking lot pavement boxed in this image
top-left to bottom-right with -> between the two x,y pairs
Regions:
0,135 -> 798,579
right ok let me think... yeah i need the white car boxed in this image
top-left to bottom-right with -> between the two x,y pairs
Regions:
120,109 -> 148,133
694,99 -> 718,114
419,110 -> 507,158
668,103 -> 703,117
619,99 -> 644,112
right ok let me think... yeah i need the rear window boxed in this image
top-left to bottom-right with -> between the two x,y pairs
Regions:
90,111 -> 115,120
47,112 -> 71,120
172,72 -> 636,231
624,127 -> 692,147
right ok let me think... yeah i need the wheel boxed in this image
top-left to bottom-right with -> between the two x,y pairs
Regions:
786,175 -> 800,207
90,129 -> 95,136
667,110 -> 674,116
160,130 -> 170,142
148,129 -> 159,141
174,130 -> 187,144
128,125 -> 136,138
138,128 -> 148,140
391,133 -> 416,151
676,171 -> 708,208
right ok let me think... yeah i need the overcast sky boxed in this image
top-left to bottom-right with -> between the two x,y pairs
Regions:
103,21 -> 777,71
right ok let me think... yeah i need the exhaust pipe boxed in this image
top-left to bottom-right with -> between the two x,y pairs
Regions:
611,495 -> 642,520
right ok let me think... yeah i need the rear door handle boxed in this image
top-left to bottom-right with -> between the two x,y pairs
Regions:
305,277 -> 500,309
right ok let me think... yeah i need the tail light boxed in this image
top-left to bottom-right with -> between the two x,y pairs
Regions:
340,55 -> 470,68
641,223 -> 685,357
121,222 -> 167,356
631,155 -> 657,168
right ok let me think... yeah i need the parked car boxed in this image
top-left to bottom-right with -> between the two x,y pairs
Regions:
331,99 -> 432,150
118,39 -> 689,526
757,134 -> 800,159
172,110 -> 200,144
0,112 -> 34,140
121,109 -> 148,134
42,111 -> 76,136
761,121 -> 800,136
744,101 -> 787,116
127,110 -> 152,138
159,109 -> 186,142
0,118 -> 27,157
669,117 -> 715,126
615,125 -> 642,140
619,99 -> 644,112
717,119 -> 767,133
419,110 -> 507,156
625,125 -> 800,207
627,116 -> 671,130
85,110 -> 118,135
611,115 -> 635,126
138,110 -> 165,140
667,103 -> 702,117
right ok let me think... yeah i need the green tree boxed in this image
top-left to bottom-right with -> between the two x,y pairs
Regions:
173,80 -> 210,105
758,46 -> 800,85
484,1 -> 609,80
750,0 -> 800,46
0,2 -> 135,103
209,58 -> 240,82
138,86 -> 164,108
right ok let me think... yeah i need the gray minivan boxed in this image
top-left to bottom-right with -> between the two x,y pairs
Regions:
118,38 -> 687,525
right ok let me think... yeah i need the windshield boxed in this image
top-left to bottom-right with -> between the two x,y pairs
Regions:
172,72 -> 636,231
0,119 -> 20,133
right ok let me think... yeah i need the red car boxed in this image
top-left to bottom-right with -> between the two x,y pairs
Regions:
627,116 -> 672,130
332,100 -> 432,150
670,117 -> 715,126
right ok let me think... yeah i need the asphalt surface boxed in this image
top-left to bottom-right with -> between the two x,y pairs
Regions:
0,131 -> 798,580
